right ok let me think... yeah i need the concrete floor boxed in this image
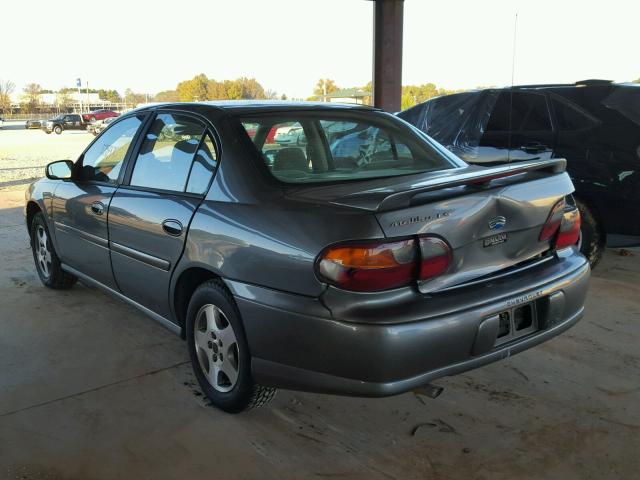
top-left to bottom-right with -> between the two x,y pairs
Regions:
0,187 -> 638,480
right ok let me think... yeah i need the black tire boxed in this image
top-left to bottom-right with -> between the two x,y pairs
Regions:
54,125 -> 62,135
30,212 -> 77,289
576,199 -> 604,269
186,280 -> 276,413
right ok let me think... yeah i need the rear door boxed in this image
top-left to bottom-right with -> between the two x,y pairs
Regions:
52,114 -> 147,288
479,90 -> 555,163
107,111 -> 218,319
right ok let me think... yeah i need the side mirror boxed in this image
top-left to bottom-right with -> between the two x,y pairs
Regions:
46,160 -> 74,180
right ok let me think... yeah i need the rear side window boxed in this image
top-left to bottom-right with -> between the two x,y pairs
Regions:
240,113 -> 455,184
130,113 -> 208,192
552,95 -> 600,131
485,92 -> 552,132
80,115 -> 144,183
186,134 -> 217,195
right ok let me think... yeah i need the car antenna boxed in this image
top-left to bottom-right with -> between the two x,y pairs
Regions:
507,13 -> 518,164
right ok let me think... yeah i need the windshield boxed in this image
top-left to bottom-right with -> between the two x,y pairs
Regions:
53,114 -> 65,120
240,112 -> 456,183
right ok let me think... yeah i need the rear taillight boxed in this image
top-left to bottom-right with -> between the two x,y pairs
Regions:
317,236 -> 451,292
555,208 -> 581,249
419,237 -> 452,280
540,198 -> 581,250
539,199 -> 565,242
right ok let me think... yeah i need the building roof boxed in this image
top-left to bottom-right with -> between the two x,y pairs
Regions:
325,88 -> 371,99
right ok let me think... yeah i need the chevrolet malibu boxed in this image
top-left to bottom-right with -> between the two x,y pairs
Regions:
25,102 -> 590,413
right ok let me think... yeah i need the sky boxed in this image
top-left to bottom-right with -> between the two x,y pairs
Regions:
2,0 -> 639,99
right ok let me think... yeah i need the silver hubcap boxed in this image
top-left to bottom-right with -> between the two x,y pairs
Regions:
194,304 -> 240,393
35,225 -> 52,278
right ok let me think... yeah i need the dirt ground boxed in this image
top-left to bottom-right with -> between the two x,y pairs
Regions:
0,127 -> 639,479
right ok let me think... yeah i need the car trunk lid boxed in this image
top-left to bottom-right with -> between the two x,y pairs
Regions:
286,158 -> 575,292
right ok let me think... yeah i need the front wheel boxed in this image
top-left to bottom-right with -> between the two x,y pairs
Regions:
576,199 -> 605,268
186,280 -> 276,413
30,212 -> 77,289
53,125 -> 62,135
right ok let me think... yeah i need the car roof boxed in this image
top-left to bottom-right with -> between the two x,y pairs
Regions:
132,100 -> 380,115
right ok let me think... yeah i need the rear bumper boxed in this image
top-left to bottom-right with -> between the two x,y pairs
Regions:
229,249 -> 590,397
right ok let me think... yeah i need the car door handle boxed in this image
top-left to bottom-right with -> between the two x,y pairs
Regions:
162,219 -> 183,236
520,142 -> 549,153
90,201 -> 104,215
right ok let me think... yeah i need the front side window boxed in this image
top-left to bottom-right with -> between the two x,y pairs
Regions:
79,115 -> 144,183
240,113 -> 455,183
130,113 -> 206,192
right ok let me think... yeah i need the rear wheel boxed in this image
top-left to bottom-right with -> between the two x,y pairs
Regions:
30,212 -> 77,289
54,125 -> 62,135
576,199 -> 604,268
186,280 -> 276,413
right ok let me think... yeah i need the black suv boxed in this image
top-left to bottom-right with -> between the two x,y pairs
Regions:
398,80 -> 640,266
42,114 -> 86,134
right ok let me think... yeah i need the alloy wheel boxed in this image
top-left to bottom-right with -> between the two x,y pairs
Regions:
194,304 -> 240,393
35,225 -> 52,279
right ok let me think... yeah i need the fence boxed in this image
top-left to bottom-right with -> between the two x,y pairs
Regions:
2,104 -> 130,121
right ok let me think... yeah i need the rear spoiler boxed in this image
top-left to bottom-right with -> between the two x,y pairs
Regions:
333,158 -> 567,212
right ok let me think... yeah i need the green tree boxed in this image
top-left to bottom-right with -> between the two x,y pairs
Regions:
154,90 -> 179,102
124,88 -> 148,107
400,83 -> 461,110
313,78 -> 338,100
97,89 -> 122,103
177,74 -> 210,101
280,93 -> 288,100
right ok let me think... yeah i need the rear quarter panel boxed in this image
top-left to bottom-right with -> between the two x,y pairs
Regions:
178,198 -> 383,297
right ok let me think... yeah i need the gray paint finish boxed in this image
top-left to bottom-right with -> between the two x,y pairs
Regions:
51,182 -> 119,289
25,102 -> 591,397
108,187 -> 200,319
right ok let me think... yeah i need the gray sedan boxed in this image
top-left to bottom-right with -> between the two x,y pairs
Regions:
25,102 -> 589,413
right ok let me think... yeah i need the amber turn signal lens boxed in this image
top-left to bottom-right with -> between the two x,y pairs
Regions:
318,240 -> 416,292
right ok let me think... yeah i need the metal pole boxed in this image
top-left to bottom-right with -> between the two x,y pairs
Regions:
77,78 -> 82,114
372,0 -> 404,112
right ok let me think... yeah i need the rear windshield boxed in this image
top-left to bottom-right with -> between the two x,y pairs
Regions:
240,112 -> 456,183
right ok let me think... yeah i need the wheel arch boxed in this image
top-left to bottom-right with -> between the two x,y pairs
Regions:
25,200 -> 43,239
172,265 -> 227,338
573,194 -> 606,240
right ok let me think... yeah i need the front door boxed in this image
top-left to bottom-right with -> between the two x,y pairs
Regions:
108,112 -> 218,319
52,114 -> 146,288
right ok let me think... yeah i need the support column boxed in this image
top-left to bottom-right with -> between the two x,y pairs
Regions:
372,0 -> 404,112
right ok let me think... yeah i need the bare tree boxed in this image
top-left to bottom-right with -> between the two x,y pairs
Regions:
23,83 -> 42,113
0,79 -> 15,114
